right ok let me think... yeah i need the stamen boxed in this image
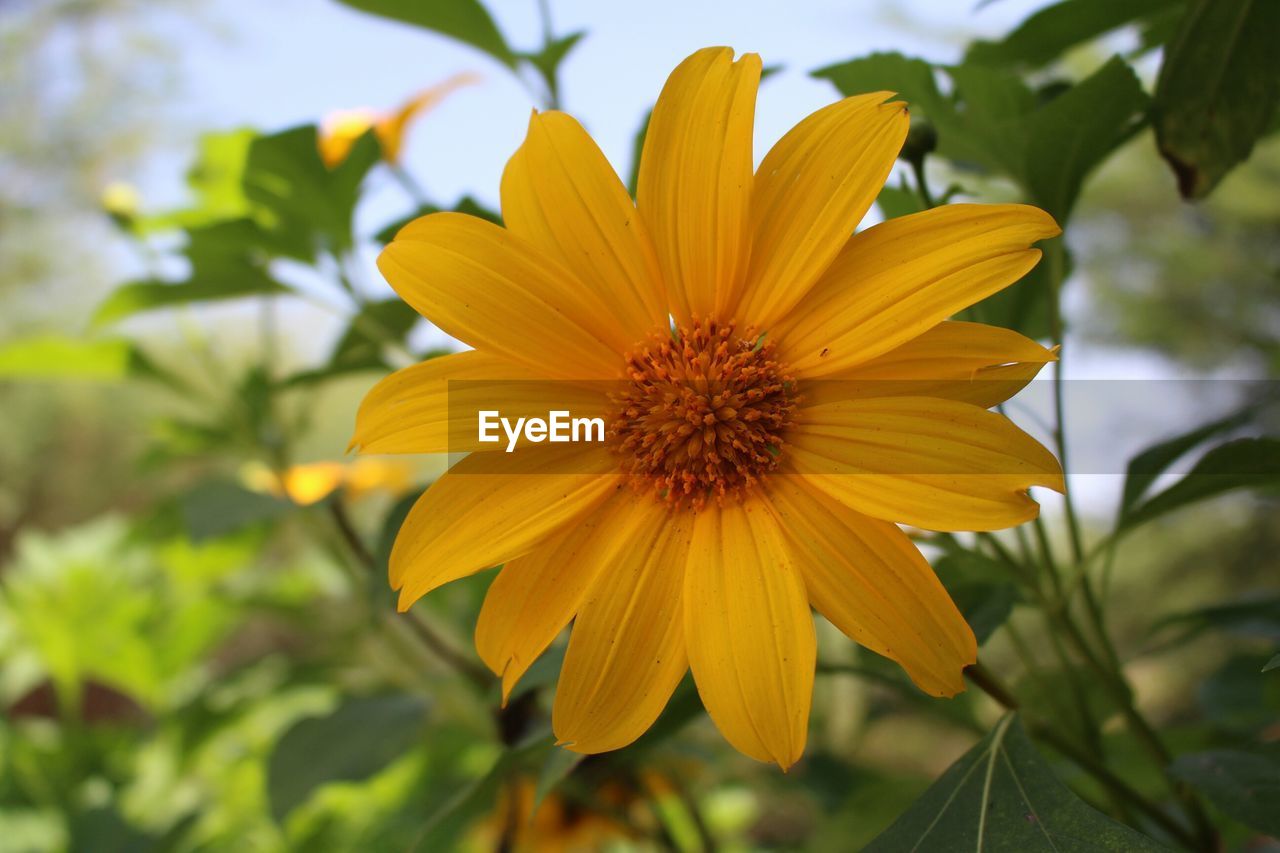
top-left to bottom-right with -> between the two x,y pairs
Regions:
608,318 -> 799,509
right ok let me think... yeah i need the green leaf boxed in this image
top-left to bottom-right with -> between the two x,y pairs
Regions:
966,0 -> 1182,69
1119,408 -> 1254,519
94,219 -> 291,325
1169,750 -> 1280,836
1153,0 -> 1280,198
1198,654 -> 1280,734
1150,596 -> 1280,647
0,335 -> 192,393
412,733 -> 555,851
244,125 -> 380,259
816,53 -> 1147,222
875,181 -> 925,219
136,128 -> 256,233
179,480 -> 292,541
812,53 -> 1020,176
1021,56 -> 1148,220
532,746 -> 585,814
932,552 -> 1020,644
1120,437 -> 1280,531
866,715 -> 1164,851
268,693 -> 429,822
334,0 -> 517,68
0,336 -> 136,381
520,30 -> 586,106
1265,653 -> 1280,673
330,299 -> 420,370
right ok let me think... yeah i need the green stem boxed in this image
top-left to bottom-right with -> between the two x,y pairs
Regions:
910,157 -> 937,209
328,501 -> 492,689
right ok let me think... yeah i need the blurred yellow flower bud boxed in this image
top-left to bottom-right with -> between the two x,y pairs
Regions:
100,181 -> 142,222
318,72 -> 480,169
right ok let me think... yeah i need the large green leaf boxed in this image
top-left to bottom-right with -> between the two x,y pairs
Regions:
1120,437 -> 1280,531
866,715 -> 1164,851
967,0 -> 1182,69
1169,750 -> 1280,836
1021,56 -> 1148,220
268,693 -> 429,822
334,0 -> 517,68
94,219 -> 291,325
1119,409 -> 1254,519
243,125 -> 380,259
1153,0 -> 1280,198
815,53 -> 1147,222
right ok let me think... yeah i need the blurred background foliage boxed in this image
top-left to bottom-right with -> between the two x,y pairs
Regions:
1,0 -> 1278,850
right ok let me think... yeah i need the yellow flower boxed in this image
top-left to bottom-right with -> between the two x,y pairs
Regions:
317,72 -> 480,168
471,776 -> 644,852
353,47 -> 1063,769
241,458 -> 414,506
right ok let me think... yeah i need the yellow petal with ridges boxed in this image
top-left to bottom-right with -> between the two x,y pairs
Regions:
685,500 -> 814,769
776,204 -> 1060,377
740,93 -> 909,329
502,111 -> 667,340
380,213 -> 627,379
552,499 -> 691,753
788,396 -> 1063,531
474,487 -> 658,704
800,320 -> 1056,410
389,445 -> 621,610
351,350 -> 541,454
637,46 -> 760,322
763,475 -> 976,696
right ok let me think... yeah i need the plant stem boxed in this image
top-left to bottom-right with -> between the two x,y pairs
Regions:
327,500 -> 491,688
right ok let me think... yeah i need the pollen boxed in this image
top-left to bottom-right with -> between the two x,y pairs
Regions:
608,318 -> 799,509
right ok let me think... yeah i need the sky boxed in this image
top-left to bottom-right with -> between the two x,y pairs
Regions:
169,0 -> 1047,211
127,0 -> 1236,514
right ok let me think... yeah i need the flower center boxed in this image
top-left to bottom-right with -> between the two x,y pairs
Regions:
608,318 -> 798,509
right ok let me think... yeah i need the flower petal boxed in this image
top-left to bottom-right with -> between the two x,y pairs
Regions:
378,72 -> 480,163
787,396 -> 1063,531
389,445 -> 621,610
552,499 -> 691,753
351,350 -> 546,454
800,321 -> 1057,410
637,47 -> 761,322
475,487 -> 650,703
775,204 -> 1061,377
739,93 -> 909,329
685,499 -> 814,769
379,213 -> 626,379
762,475 -> 976,696
502,111 -> 667,340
